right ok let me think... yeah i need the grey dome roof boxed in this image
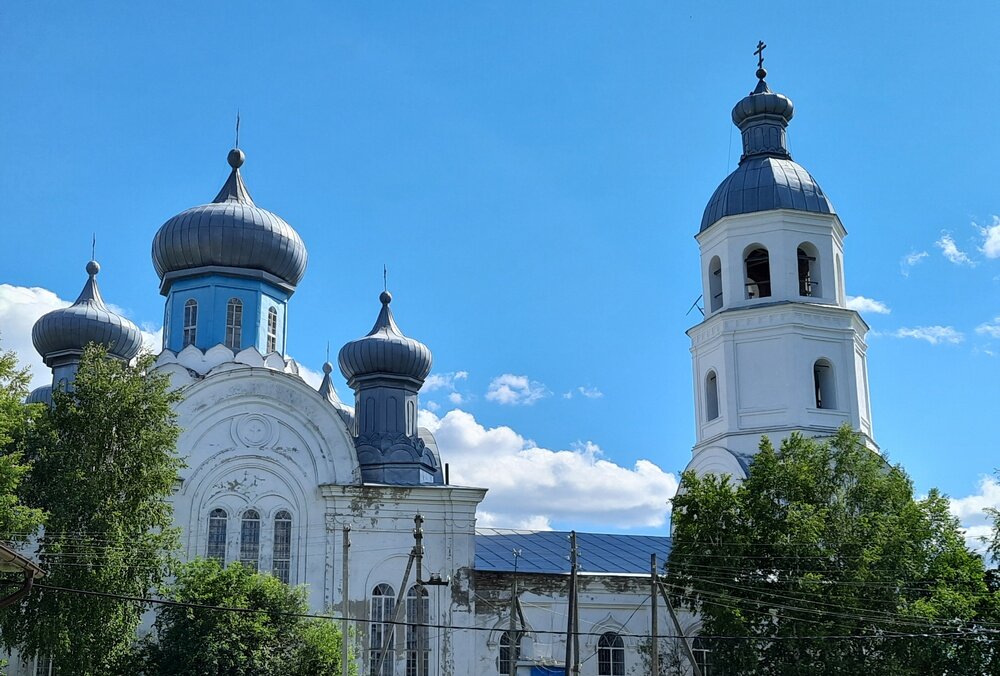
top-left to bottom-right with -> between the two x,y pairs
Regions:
152,149 -> 308,290
26,385 -> 52,406
32,260 -> 144,365
700,73 -> 835,233
339,291 -> 432,385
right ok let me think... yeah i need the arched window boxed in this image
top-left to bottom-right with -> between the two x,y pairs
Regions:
692,637 -> 713,676
266,307 -> 278,353
744,247 -> 771,299
225,298 -> 243,349
835,254 -> 844,305
183,299 -> 198,347
370,584 -> 396,676
239,509 -> 260,571
272,510 -> 292,584
406,586 -> 429,676
797,243 -> 820,297
813,359 -> 837,410
207,508 -> 227,563
598,632 -> 625,676
705,371 -> 720,421
34,654 -> 53,676
708,256 -> 723,312
497,631 -> 522,675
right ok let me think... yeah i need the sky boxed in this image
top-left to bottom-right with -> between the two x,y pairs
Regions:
1,2 -> 999,540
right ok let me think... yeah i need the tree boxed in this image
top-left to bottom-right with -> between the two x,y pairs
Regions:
0,345 -> 183,674
0,341 -> 45,543
132,557 -> 351,675
666,426 -> 1000,676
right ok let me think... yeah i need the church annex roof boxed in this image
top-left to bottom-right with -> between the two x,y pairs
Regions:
151,148 -> 308,292
475,529 -> 671,575
31,260 -> 144,366
700,52 -> 835,233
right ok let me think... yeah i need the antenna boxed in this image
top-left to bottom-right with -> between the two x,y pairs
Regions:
686,295 -> 704,317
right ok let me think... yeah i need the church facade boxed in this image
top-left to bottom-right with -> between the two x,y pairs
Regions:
19,58 -> 873,676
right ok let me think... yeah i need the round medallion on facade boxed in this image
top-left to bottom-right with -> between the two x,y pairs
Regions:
234,414 -> 276,448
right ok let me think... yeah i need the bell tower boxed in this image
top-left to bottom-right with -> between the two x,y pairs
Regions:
686,51 -> 875,478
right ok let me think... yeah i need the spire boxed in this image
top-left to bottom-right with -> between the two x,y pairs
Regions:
731,41 -> 794,162
318,361 -> 341,405
212,148 -> 255,205
366,290 -> 404,338
74,260 -> 108,308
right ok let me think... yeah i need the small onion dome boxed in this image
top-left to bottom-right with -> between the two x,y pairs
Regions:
701,72 -> 834,233
31,260 -> 144,366
26,385 -> 53,406
338,291 -> 432,386
151,148 -> 308,292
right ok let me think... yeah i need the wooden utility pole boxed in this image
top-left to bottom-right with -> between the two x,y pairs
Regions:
507,548 -> 521,676
341,526 -> 351,676
650,553 -> 659,676
563,532 -> 575,674
657,579 -> 703,676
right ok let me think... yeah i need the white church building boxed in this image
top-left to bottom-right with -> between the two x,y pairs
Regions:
19,57 -> 874,676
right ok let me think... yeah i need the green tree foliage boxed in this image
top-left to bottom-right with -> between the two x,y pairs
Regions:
666,427 -> 1000,676
132,557 -> 350,675
0,342 -> 45,542
0,345 -> 183,674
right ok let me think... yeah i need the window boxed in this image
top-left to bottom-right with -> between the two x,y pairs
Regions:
207,508 -> 227,563
705,371 -> 720,421
33,655 -> 53,676
225,298 -> 243,349
797,244 -> 820,297
497,630 -> 521,675
692,637 -> 713,676
813,359 -> 837,410
406,585 -> 429,676
239,509 -> 260,571
835,254 -> 844,305
370,584 -> 396,676
708,256 -> 723,312
597,632 -> 625,676
266,307 -> 278,353
744,247 -> 771,299
272,510 -> 292,583
183,299 -> 198,347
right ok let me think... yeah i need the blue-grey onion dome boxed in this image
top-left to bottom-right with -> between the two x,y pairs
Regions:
31,260 -> 144,365
151,149 -> 308,288
338,291 -> 433,385
26,385 -> 53,406
700,75 -> 834,233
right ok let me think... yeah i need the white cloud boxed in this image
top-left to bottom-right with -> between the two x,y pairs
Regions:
297,362 -> 325,390
564,385 -> 604,400
423,370 -> 469,392
977,216 -> 1000,259
424,400 -> 441,412
447,391 -> 464,404
892,326 -> 964,345
899,250 -> 928,277
976,317 -> 1000,339
845,295 -> 891,315
949,476 -> 1000,555
422,409 -> 677,528
485,373 -> 549,406
935,233 -> 976,266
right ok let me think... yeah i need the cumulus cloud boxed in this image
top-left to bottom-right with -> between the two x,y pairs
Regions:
564,386 -> 604,400
892,326 -> 964,345
949,476 -> 1000,555
423,370 -> 469,392
422,409 -> 677,529
845,295 -> 891,315
296,363 -> 325,390
976,317 -> 1000,339
899,250 -> 928,277
935,233 -> 976,266
976,216 -> 1000,259
486,373 -> 549,406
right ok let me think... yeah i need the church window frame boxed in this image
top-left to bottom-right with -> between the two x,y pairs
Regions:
406,585 -> 430,676
692,636 -> 713,675
266,306 -> 278,353
370,584 -> 396,676
797,242 -> 821,298
813,358 -> 837,410
239,508 -> 260,571
597,631 -> 625,676
207,508 -> 227,563
743,245 -> 772,299
225,297 -> 243,349
33,655 -> 53,676
705,370 -> 720,421
497,630 -> 522,675
183,299 -> 198,347
708,255 -> 724,312
272,510 -> 292,584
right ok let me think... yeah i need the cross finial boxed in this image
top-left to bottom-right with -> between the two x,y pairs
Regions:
383,264 -> 387,292
91,232 -> 96,260
235,111 -> 241,148
754,41 -> 767,80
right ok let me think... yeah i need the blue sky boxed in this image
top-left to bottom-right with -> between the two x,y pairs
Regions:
2,2 -> 999,534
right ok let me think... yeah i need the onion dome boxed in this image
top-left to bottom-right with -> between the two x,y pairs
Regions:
151,148 -> 308,292
700,62 -> 834,232
317,361 -> 343,405
25,385 -> 53,406
338,291 -> 432,386
31,260 -> 144,365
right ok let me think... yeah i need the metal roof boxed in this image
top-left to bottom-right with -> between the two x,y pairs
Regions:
338,291 -> 432,385
475,529 -> 671,575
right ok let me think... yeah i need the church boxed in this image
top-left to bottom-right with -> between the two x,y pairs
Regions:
19,55 -> 874,676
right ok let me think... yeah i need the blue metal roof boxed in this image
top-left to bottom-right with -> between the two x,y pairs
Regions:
474,529 -> 671,575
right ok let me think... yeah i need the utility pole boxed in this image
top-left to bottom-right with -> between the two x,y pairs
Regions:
414,515 -> 425,676
650,553 -> 659,676
656,578 -> 703,676
342,526 -> 351,676
562,531 -> 580,676
508,548 -> 521,676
